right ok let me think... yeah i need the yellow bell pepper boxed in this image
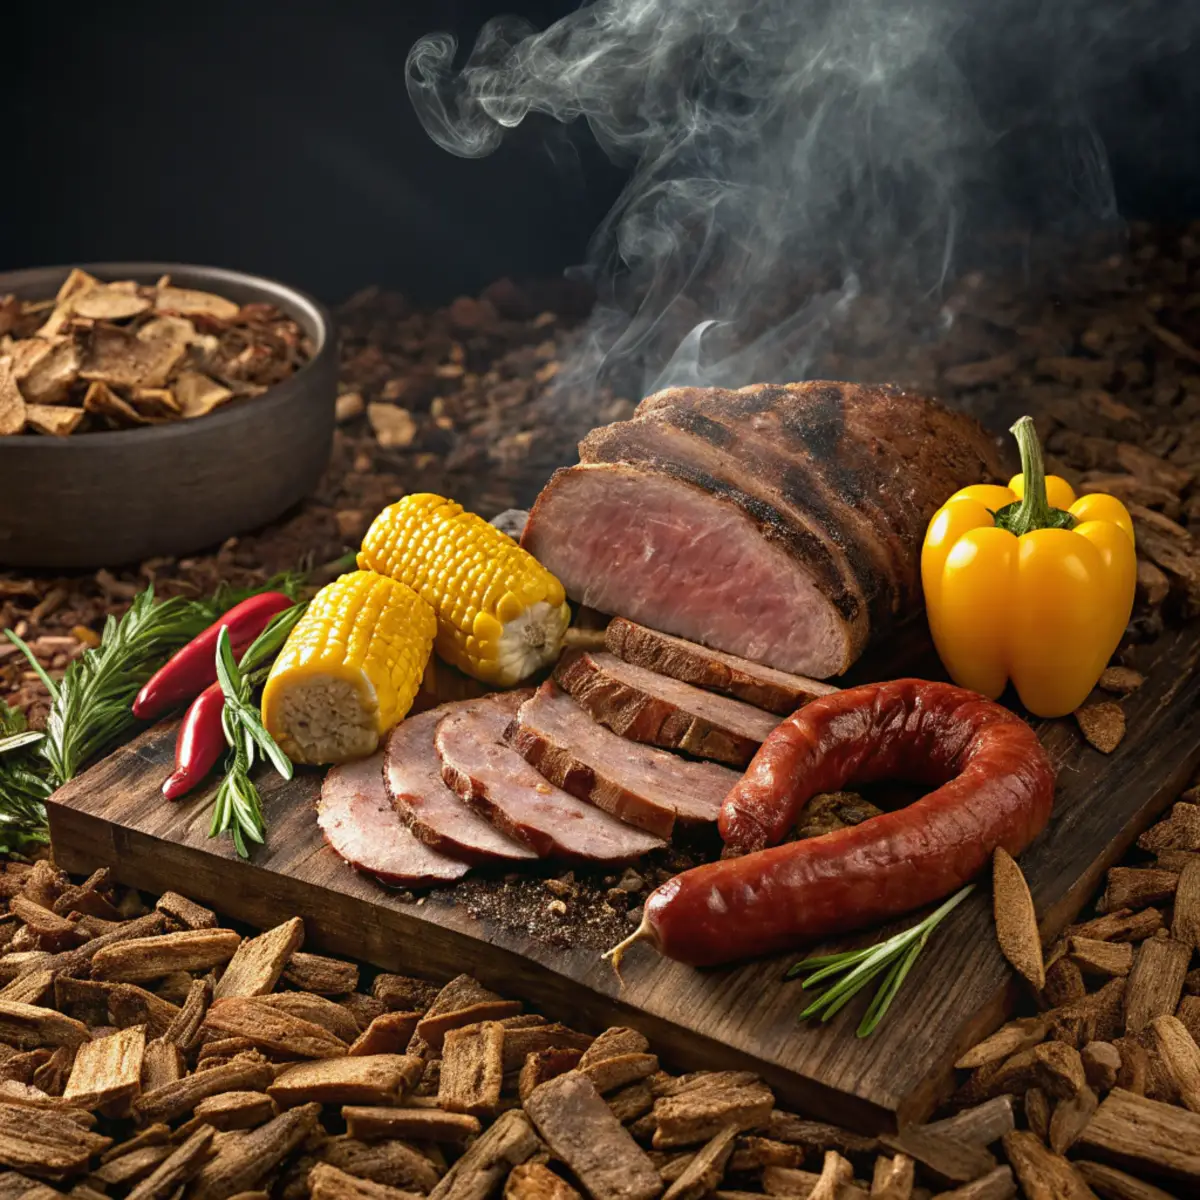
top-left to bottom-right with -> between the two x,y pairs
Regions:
922,415 -> 1136,718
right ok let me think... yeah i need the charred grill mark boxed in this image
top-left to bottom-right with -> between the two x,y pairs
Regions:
657,406 -> 739,452
647,461 -> 862,623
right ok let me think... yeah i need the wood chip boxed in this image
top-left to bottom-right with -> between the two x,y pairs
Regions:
931,1167 -> 1017,1200
1080,1042 -> 1123,1092
415,1001 -> 524,1054
154,893 -> 217,930
342,1105 -> 480,1143
1049,1086 -> 1099,1154
428,1109 -> 539,1200
8,897 -> 82,950
134,1058 -> 275,1125
284,953 -> 360,996
1146,1014 -> 1200,1112
517,1049 -> 584,1102
1137,803 -> 1200,854
0,972 -> 55,1008
663,1124 -> 738,1200
955,1019 -> 1047,1070
1000,1130 -> 1094,1200
0,1102 -> 111,1178
524,1072 -> 661,1200
140,1039 -> 183,1093
763,1113 -> 878,1164
579,1052 -> 659,1096
90,1144 -> 173,1186
349,1013 -> 421,1057
1124,938 -> 1192,1033
163,977 -> 212,1052
269,1055 -> 422,1107
1074,1161 -> 1177,1200
91,930 -> 242,982
1098,870 -> 1179,914
189,1102 -> 321,1200
1044,957 -> 1088,1008
0,357 -> 26,436
63,1025 -> 145,1111
214,920 -> 304,1000
577,1027 -> 650,1069
255,993 -> 360,1045
727,1136 -> 804,1173
114,1140 -> 192,1200
654,1080 -> 775,1150
320,1137 -> 441,1193
99,1123 -> 171,1164
1074,1088 -> 1200,1187
1049,977 -> 1128,1048
870,1153 -> 914,1200
1097,667 -> 1144,695
1070,938 -> 1134,979
923,1097 -> 1015,1147
189,1091 -> 278,1132
309,1162 -> 424,1200
203,997 -> 349,1059
879,1128 -> 994,1189
371,975 -> 437,1013
504,1163 -> 583,1200
991,848 -> 1044,991
0,1001 -> 90,1050
1075,703 -> 1126,754
109,984 -> 182,1040
439,1023 -> 503,1117
501,1024 -> 593,1073
607,1080 -> 655,1124
1170,860 -> 1200,950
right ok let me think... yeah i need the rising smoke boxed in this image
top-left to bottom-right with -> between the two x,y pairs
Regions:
408,0 -> 1192,399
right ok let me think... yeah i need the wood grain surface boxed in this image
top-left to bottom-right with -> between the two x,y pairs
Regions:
46,623 -> 1200,1132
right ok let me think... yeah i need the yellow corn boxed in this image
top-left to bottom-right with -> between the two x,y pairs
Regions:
359,493 -> 570,686
261,570 -> 435,765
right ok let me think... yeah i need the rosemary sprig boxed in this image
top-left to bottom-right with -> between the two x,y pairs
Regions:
210,627 -> 294,858
786,884 -> 975,1038
6,586 -> 218,785
0,701 -> 52,856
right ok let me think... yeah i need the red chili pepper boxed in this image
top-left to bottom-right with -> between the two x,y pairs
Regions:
133,592 -> 293,720
162,683 -> 226,800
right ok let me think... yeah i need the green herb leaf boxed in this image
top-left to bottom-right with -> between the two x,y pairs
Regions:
788,884 -> 976,1037
238,603 -> 308,676
0,730 -> 43,756
4,631 -> 61,701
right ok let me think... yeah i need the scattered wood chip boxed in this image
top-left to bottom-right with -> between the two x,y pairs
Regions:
0,1001 -> 90,1050
1081,1042 -> 1123,1093
321,1136 -> 441,1193
504,1162 -> 583,1200
1001,1129 -> 1094,1200
342,1105 -> 480,1143
932,1166 -> 1017,1200
134,1057 -> 274,1125
879,1127 -> 995,1189
203,997 -> 349,1059
607,1080 -> 655,1125
285,953 -> 360,997
992,848 -> 1044,992
428,1108 -> 539,1200
1146,1015 -> 1200,1113
1137,803 -> 1200,855
764,1113 -> 878,1164
579,1052 -> 659,1096
1074,1160 -> 1178,1200
923,1097 -> 1016,1147
517,1048 -> 584,1102
91,930 -> 242,982
140,1039 -> 183,1093
255,993 -> 360,1045
189,1102 -> 321,1200
1076,702 -> 1126,754
349,1013 -> 421,1057
269,1055 -> 422,1108
186,1091 -> 278,1133
1070,937 -> 1135,979
1125,938 -> 1192,1034
214,920 -> 304,1000
1074,1088 -> 1200,1188
1170,860 -> 1200,951
663,1124 -> 738,1200
501,1024 -> 593,1073
154,893 -> 217,931
90,1144 -> 174,1186
1098,870 -> 1179,914
525,1072 -> 662,1200
371,975 -> 437,1014
62,1025 -> 145,1111
653,1079 -> 776,1150
309,1161 -> 423,1200
439,1022 -> 504,1117
1044,957 -> 1089,1008
108,984 -> 181,1039
1049,1085 -> 1100,1154
415,1001 -> 524,1054
577,1027 -> 650,1069
955,1018 -> 1047,1070
0,1102 -> 111,1178
870,1152 -> 914,1200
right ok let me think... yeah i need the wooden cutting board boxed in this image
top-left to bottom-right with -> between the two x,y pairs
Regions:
46,623 -> 1200,1133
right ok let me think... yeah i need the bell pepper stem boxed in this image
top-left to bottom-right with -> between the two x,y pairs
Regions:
997,415 -> 1075,536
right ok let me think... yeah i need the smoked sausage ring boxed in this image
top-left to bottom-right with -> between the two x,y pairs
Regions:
610,679 -> 1055,968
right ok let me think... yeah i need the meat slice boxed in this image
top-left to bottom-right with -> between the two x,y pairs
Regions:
580,408 -> 885,631
554,651 -> 779,767
435,693 -> 666,861
522,462 -> 857,678
384,705 -> 536,863
604,618 -> 839,716
507,681 -> 737,836
318,753 -> 470,886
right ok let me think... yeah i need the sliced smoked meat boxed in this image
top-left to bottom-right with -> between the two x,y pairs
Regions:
554,651 -> 779,767
435,693 -> 666,861
318,753 -> 470,886
384,705 -> 536,863
522,461 -> 857,678
604,618 -> 839,716
507,681 -> 737,836
580,409 -> 883,634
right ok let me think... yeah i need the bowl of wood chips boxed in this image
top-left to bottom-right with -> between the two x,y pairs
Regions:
0,262 -> 336,569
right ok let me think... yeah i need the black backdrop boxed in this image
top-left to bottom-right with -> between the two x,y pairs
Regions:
4,0 -> 1198,307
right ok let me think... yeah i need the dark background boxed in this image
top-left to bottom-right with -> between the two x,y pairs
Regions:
4,0 -> 1198,308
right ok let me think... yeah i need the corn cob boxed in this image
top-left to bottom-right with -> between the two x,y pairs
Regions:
261,570 -> 436,766
359,494 -> 570,686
